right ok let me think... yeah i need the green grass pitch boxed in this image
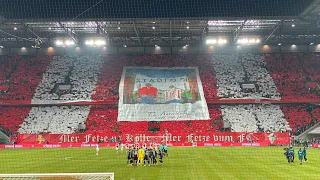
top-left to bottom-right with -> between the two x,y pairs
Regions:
0,147 -> 319,180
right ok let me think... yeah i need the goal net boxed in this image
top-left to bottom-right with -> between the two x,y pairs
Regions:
0,173 -> 114,180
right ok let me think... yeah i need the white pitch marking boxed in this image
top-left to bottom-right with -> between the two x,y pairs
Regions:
65,157 -> 72,160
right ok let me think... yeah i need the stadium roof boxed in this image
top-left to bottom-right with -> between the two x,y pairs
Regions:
0,0 -> 319,48
0,0 -> 313,19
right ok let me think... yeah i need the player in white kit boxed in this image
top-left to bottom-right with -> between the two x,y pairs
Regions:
121,143 -> 124,153
96,144 -> 99,155
116,143 -> 119,153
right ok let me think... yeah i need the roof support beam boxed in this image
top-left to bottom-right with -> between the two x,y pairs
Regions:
58,22 -> 78,43
300,0 -> 320,17
95,21 -> 109,37
170,21 -> 173,47
233,19 -> 247,42
21,22 -> 43,42
133,21 -> 141,46
264,20 -> 283,43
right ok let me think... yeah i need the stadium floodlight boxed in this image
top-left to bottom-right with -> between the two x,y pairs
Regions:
152,26 -> 155,29
249,39 -> 255,43
256,39 -> 261,43
242,39 -> 249,44
218,39 -> 227,44
206,39 -> 217,44
48,27 -> 52,30
94,40 -> 106,46
65,40 -> 75,46
85,40 -> 94,46
123,45 -> 127,47
55,40 -> 63,46
155,45 -> 160,48
118,27 -> 121,30
278,43 -> 282,46
13,27 -> 17,30
187,26 -> 190,29
292,24 -> 295,27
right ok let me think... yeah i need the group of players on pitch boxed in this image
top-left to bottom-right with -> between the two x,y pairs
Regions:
284,145 -> 307,165
126,143 -> 168,166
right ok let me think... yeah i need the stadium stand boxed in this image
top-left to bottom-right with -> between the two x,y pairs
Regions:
0,54 -> 319,135
0,56 -> 52,134
265,53 -> 320,100
18,55 -> 103,134
212,54 -> 280,99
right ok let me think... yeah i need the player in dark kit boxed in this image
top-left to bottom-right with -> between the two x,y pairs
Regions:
127,146 -> 134,166
288,146 -> 295,163
298,148 -> 304,165
303,145 -> 307,162
144,148 -> 150,166
133,147 -> 138,165
283,147 -> 289,162
151,148 -> 157,165
148,148 -> 154,164
158,149 -> 164,164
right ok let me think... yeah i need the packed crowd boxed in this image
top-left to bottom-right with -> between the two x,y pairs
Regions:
0,54 -> 319,135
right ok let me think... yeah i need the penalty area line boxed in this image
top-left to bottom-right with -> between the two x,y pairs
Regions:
65,157 -> 72,160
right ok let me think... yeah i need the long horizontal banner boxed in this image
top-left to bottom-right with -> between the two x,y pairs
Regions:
118,67 -> 209,121
0,142 -> 274,149
312,144 -> 320,148
16,132 -> 290,146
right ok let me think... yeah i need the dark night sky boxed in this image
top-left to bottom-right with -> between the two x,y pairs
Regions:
0,0 -> 313,19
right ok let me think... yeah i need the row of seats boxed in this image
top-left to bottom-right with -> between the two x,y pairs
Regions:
1,56 -> 52,100
211,54 -> 280,99
221,104 -> 290,132
265,53 -> 320,100
32,55 -> 103,101
18,106 -> 90,134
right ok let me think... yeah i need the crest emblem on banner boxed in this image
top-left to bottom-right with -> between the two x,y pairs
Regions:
268,133 -> 277,144
37,135 -> 45,144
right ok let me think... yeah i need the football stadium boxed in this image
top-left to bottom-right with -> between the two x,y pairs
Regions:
0,0 -> 320,179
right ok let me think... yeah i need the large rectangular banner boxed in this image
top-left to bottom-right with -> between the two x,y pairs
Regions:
118,67 -> 209,121
16,132 -> 290,146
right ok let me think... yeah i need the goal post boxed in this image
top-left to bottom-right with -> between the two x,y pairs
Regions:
0,173 -> 114,180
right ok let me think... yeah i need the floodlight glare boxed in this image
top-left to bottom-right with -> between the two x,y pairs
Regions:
85,40 -> 94,46
55,40 -> 63,46
249,39 -> 255,43
95,40 -> 106,46
206,39 -> 217,44
218,39 -> 227,44
66,40 -> 75,46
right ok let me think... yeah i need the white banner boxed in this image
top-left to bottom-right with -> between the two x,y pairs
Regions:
118,67 -> 209,121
